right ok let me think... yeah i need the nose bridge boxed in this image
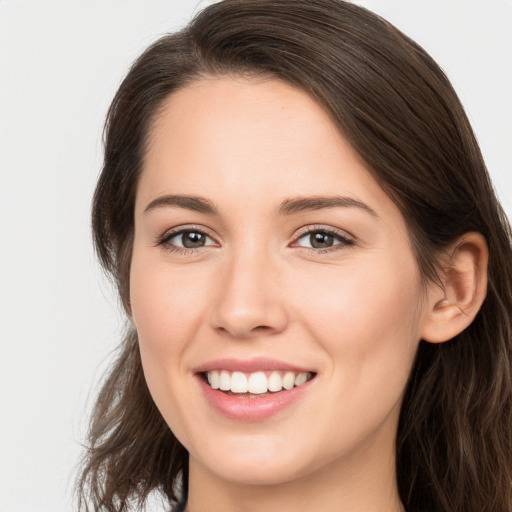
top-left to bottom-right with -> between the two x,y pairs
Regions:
209,240 -> 288,338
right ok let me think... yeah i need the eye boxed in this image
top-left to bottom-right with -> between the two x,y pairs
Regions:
294,227 -> 353,252
159,228 -> 217,251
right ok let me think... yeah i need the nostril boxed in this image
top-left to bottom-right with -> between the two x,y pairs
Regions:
253,325 -> 274,332
214,324 -> 275,339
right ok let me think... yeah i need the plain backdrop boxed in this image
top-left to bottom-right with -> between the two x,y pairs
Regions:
0,1 -> 511,511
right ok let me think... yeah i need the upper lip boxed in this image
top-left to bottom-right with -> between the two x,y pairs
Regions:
192,357 -> 315,374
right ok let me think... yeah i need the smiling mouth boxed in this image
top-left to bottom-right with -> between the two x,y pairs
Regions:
201,370 -> 316,397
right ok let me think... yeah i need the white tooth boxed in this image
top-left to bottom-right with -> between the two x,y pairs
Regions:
231,371 -> 248,393
248,372 -> 268,394
294,372 -> 307,387
219,370 -> 231,391
283,372 -> 295,390
208,370 -> 220,389
268,371 -> 283,392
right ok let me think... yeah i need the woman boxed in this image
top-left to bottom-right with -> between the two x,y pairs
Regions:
77,1 -> 512,511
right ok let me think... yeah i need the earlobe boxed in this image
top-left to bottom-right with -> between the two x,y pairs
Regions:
421,232 -> 488,344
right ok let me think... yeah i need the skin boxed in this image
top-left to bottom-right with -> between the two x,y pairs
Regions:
129,76 -> 481,511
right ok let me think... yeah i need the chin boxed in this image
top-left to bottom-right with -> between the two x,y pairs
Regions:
189,433 -> 316,486
206,457 -> 307,486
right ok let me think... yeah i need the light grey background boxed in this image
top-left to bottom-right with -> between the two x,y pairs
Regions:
0,1 -> 510,511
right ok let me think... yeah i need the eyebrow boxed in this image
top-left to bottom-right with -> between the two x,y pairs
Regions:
144,195 -> 218,215
143,194 -> 377,218
277,195 -> 378,217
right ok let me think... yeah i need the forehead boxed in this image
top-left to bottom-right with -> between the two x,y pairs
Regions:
144,75 -> 347,172
137,76 -> 398,222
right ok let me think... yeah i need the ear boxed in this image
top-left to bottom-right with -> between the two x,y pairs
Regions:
421,232 -> 488,344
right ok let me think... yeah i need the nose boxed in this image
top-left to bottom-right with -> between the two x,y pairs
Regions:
208,249 -> 289,339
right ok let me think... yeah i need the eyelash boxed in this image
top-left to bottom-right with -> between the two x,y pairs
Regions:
156,225 -> 355,256
156,225 -> 217,256
293,225 -> 354,254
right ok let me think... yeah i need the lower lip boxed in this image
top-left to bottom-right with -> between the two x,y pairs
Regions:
197,375 -> 315,422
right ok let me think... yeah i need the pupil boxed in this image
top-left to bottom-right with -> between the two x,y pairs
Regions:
183,232 -> 205,248
311,232 -> 333,249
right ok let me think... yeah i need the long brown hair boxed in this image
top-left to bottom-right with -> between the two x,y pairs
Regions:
77,1 -> 512,511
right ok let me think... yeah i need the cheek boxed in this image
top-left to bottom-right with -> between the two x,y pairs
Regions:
129,251 -> 213,446
129,250 -> 206,407
284,254 -> 423,456
130,253 -> 211,358
292,252 -> 422,391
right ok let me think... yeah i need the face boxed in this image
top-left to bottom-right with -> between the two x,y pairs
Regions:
130,76 -> 430,486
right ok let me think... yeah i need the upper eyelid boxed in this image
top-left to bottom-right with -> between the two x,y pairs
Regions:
293,224 -> 354,240
156,224 -> 354,247
157,225 -> 219,246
